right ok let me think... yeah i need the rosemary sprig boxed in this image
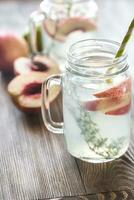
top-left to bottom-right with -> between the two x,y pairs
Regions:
78,110 -> 125,159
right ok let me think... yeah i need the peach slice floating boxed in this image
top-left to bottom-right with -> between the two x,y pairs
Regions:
84,78 -> 131,115
14,55 -> 59,76
84,93 -> 131,114
44,17 -> 96,42
105,103 -> 131,115
8,72 -> 60,113
94,78 -> 131,98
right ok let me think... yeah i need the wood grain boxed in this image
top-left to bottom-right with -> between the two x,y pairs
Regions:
76,120 -> 134,193
0,0 -> 134,200
0,75 -> 85,200
42,188 -> 134,200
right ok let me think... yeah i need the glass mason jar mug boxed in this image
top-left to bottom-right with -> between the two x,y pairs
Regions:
41,39 -> 131,163
30,0 -> 98,64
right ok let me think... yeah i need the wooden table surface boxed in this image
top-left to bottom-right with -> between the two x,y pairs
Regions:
0,0 -> 134,200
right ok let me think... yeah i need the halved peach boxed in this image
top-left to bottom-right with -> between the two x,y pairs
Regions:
44,17 -> 96,42
0,32 -> 29,73
14,55 -> 59,75
7,72 -> 60,113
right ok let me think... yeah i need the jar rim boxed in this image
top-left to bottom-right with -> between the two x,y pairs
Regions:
41,0 -> 90,5
66,39 -> 128,78
67,39 -> 128,69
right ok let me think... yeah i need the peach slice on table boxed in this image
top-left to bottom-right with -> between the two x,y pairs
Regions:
14,55 -> 59,75
44,17 -> 96,42
7,72 -> 60,113
84,92 -> 131,115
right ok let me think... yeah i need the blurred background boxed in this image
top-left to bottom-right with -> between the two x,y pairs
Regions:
0,0 -> 133,68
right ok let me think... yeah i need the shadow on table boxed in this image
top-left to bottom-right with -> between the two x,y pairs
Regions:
19,93 -> 63,135
75,144 -> 134,193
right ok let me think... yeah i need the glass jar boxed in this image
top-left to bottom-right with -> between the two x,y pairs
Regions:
41,39 -> 131,163
30,0 -> 98,69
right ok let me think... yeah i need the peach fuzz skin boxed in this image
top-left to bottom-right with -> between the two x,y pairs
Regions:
0,32 -> 29,73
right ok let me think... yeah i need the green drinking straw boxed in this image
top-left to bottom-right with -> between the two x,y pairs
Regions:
115,18 -> 134,58
107,18 -> 134,83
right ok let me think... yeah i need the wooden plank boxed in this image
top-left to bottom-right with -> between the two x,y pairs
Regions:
76,142 -> 134,193
0,74 -> 85,200
42,188 -> 134,200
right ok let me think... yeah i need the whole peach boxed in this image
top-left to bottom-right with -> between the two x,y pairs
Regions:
0,32 -> 29,73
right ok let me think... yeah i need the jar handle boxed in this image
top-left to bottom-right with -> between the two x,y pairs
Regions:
41,74 -> 63,134
29,10 -> 45,56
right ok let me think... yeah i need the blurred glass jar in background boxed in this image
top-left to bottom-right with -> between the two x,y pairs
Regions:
30,0 -> 98,70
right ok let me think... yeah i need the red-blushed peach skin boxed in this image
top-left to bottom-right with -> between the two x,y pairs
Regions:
0,32 -> 29,73
14,55 -> 59,76
44,17 -> 96,42
94,78 -> 131,98
84,92 -> 131,115
105,103 -> 131,115
7,72 -> 60,113
87,77 -> 132,115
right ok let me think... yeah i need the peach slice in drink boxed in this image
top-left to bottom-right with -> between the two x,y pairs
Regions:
44,17 -> 96,42
105,103 -> 131,115
84,78 -> 131,115
94,78 -> 131,98
84,93 -> 131,115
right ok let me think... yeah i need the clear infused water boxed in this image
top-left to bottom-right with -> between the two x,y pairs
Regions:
63,71 -> 131,163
